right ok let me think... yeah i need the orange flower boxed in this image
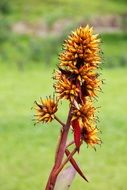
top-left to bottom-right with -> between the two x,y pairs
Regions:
34,96 -> 58,123
72,119 -> 101,149
34,26 -> 102,150
54,74 -> 79,101
59,25 -> 101,71
81,126 -> 101,147
72,100 -> 96,123
54,25 -> 102,102
71,99 -> 101,149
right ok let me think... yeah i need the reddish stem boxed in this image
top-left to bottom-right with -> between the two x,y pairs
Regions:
55,147 -> 77,176
45,107 -> 72,190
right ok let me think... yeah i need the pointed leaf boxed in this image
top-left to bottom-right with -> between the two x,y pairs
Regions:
72,119 -> 81,151
65,149 -> 88,182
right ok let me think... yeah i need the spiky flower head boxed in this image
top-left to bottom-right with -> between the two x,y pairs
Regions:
72,100 -> 96,123
60,25 -> 101,71
53,25 -> 102,149
54,25 -> 102,103
34,96 -> 58,123
71,99 -> 101,149
34,25 -> 102,150
81,126 -> 101,147
54,74 -> 79,101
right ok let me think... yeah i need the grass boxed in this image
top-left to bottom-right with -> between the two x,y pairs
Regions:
102,33 -> 127,56
6,0 -> 127,22
101,33 -> 127,67
0,66 -> 127,190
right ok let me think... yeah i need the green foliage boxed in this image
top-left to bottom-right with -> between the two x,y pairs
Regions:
101,33 -> 127,68
0,17 -> 11,43
5,0 -> 127,22
0,0 -> 12,43
0,0 -> 11,15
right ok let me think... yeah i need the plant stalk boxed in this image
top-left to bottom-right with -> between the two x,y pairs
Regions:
45,107 -> 72,190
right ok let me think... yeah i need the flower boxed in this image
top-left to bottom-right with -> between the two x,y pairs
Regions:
54,25 -> 102,102
72,119 -> 101,149
53,26 -> 102,150
71,100 -> 101,149
54,74 -> 79,101
81,126 -> 101,147
34,96 -> 58,123
72,100 -> 96,124
59,25 -> 101,72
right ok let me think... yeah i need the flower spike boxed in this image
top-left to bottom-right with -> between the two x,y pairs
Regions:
33,25 -> 103,190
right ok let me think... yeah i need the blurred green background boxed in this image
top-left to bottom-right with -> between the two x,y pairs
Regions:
0,0 -> 127,190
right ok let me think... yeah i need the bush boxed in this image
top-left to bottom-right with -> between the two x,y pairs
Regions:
0,17 -> 11,43
104,56 -> 127,68
0,0 -> 11,15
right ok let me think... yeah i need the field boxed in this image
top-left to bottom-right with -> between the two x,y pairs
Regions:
0,66 -> 127,190
6,0 -> 127,22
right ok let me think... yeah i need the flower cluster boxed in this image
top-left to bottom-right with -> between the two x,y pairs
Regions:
54,26 -> 102,149
34,25 -> 102,149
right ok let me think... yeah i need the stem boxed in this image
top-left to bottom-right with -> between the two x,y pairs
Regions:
55,147 -> 77,176
45,107 -> 72,190
66,140 -> 74,148
65,149 -> 89,182
54,115 -> 65,127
